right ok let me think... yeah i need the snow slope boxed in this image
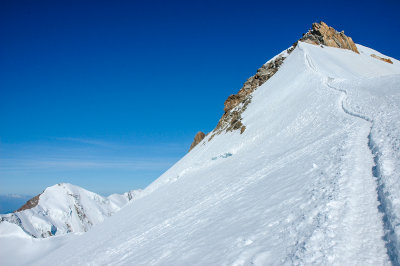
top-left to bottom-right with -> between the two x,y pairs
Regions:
0,183 -> 140,238
2,42 -> 400,265
0,221 -> 71,266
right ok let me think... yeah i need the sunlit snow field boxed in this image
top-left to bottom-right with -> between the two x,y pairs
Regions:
1,42 -> 399,265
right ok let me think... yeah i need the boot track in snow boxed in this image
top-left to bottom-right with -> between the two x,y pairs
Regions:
302,44 -> 398,264
326,78 -> 399,266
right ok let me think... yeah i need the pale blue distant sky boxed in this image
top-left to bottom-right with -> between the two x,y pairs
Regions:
0,137 -> 185,195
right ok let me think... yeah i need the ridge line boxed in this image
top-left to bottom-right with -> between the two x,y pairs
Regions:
301,43 -> 397,263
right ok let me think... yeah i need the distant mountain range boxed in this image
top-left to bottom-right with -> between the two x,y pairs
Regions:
0,183 -> 140,238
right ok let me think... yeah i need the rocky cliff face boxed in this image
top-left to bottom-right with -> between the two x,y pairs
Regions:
208,46 -> 294,141
300,21 -> 359,53
16,193 -> 41,212
189,131 -> 206,151
189,22 -> 359,149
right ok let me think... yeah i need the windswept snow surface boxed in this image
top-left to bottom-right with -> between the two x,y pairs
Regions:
0,222 -> 70,266
4,42 -> 400,265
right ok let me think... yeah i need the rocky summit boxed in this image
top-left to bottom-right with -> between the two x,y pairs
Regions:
300,21 -> 359,53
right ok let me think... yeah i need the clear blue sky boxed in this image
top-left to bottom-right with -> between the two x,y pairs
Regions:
1,0 -> 399,196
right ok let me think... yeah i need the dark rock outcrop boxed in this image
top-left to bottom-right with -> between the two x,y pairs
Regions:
16,193 -> 42,212
300,21 -> 359,53
210,46 -> 294,138
371,54 -> 393,64
189,131 -> 206,151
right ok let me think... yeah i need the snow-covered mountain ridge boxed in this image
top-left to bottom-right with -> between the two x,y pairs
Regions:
190,21 -> 362,150
1,22 -> 400,265
0,183 -> 140,238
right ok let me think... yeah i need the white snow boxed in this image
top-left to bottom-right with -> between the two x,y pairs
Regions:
0,221 -> 31,239
0,183 -> 140,238
0,221 -> 71,266
1,42 -> 399,265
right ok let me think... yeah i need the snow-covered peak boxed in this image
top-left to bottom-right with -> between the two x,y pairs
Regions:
2,23 -> 400,265
0,183 -> 140,238
27,41 -> 399,265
